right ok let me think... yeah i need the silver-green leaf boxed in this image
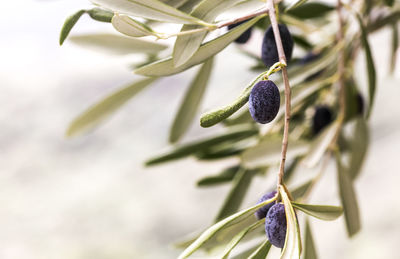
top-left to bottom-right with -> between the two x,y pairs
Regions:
68,33 -> 168,55
177,195 -> 276,259
248,240 -> 272,259
67,78 -> 157,137
304,219 -> 318,259
135,16 -> 263,76
169,58 -> 213,143
348,118 -> 369,180
303,121 -> 339,168
241,137 -> 309,169
219,220 -> 264,259
112,13 -> 157,37
292,202 -> 343,221
279,185 -> 301,259
356,14 -> 376,119
335,152 -> 361,237
215,168 -> 256,222
172,0 -> 243,67
91,0 -> 207,25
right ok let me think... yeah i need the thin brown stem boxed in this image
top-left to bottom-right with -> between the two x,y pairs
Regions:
266,0 -> 292,188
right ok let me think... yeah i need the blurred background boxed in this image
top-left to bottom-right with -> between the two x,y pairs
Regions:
0,1 -> 399,258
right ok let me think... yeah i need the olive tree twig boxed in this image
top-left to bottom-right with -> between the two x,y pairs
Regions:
266,0 -> 292,188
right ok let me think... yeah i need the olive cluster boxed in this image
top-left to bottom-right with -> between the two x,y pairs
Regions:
229,23 -> 293,124
255,191 -> 287,248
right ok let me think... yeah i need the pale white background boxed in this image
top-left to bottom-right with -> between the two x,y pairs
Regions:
0,1 -> 399,258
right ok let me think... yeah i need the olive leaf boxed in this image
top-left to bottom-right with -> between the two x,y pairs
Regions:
91,0 -> 208,25
219,219 -> 264,259
59,8 -> 114,45
241,137 -> 309,169
112,14 -> 157,38
335,151 -> 361,237
67,78 -> 157,137
162,0 -> 188,8
68,33 -> 168,55
291,180 -> 313,201
390,22 -> 398,74
145,125 -> 258,166
286,3 -> 334,19
196,166 -> 240,187
356,14 -> 376,119
291,202 -> 343,221
248,239 -> 272,259
59,10 -> 86,45
279,185 -> 301,259
178,0 -> 204,13
284,0 -> 310,12
195,146 -> 244,160
177,196 -> 277,259
215,168 -> 257,222
135,16 -> 263,76
169,58 -> 214,143
348,118 -> 369,180
304,219 -> 318,259
200,69 -> 269,128
172,0 -> 243,67
303,121 -> 340,168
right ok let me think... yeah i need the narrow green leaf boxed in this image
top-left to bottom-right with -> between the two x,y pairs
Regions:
367,10 -> 400,33
291,180 -> 312,201
285,0 -> 309,11
348,118 -> 369,180
356,14 -> 376,119
68,33 -> 167,55
162,0 -> 188,8
200,69 -> 269,128
87,8 -> 113,22
59,10 -> 85,45
178,0 -> 204,13
173,0 -> 243,67
286,3 -> 334,19
241,137 -> 309,169
303,121 -> 339,168
292,202 -> 343,221
291,34 -> 313,50
91,0 -> 208,25
170,58 -> 213,143
196,166 -> 240,187
112,13 -> 157,37
279,186 -> 301,259
67,78 -> 157,137
145,125 -> 258,166
248,240 -> 272,259
195,146 -> 244,160
283,157 -> 301,183
304,219 -> 318,259
219,220 -> 264,259
390,22 -> 398,74
177,196 -> 277,259
135,16 -> 263,76
335,152 -> 361,237
230,240 -> 267,259
215,168 -> 256,222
